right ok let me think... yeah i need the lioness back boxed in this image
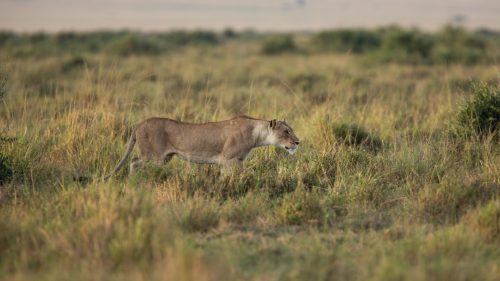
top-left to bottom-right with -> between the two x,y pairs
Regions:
136,117 -> 250,154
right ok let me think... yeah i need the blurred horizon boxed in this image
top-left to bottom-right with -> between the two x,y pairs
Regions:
1,0 -> 500,33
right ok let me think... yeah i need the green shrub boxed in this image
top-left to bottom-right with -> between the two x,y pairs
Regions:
0,154 -> 12,184
0,135 -> 24,184
55,32 -> 78,45
223,28 -> 238,39
0,31 -> 16,48
158,30 -> 219,47
313,29 -> 381,53
311,26 -> 497,64
164,31 -> 189,46
28,32 -> 49,44
454,81 -> 500,139
261,35 -> 297,55
61,55 -> 87,72
432,25 -> 487,64
376,28 -> 434,63
188,31 -> 219,45
107,35 -> 163,56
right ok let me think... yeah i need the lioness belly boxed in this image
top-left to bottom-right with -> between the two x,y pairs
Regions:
175,151 -> 221,164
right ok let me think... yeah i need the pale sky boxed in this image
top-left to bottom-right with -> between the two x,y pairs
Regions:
1,0 -> 499,32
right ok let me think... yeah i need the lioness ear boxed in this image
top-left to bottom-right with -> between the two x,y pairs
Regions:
269,119 -> 277,129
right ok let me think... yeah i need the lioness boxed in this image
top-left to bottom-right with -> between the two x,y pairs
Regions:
105,116 -> 300,178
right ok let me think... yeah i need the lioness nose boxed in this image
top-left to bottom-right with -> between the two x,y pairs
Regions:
294,141 -> 300,145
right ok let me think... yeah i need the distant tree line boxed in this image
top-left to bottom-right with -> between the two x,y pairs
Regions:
1,26 -> 499,64
310,25 -> 500,64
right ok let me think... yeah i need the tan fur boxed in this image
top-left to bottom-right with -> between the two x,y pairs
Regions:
105,116 -> 300,179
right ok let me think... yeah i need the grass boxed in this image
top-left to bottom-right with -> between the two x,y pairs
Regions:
0,30 -> 499,280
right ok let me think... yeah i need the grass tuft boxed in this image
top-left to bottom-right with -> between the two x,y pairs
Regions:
277,188 -> 324,225
317,120 -> 383,151
171,199 -> 220,233
454,81 -> 500,139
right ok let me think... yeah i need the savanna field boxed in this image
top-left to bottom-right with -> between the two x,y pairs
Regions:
0,27 -> 499,280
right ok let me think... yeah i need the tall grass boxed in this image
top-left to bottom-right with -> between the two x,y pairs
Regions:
0,29 -> 499,280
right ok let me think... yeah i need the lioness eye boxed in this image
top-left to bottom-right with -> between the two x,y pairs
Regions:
285,130 -> 290,134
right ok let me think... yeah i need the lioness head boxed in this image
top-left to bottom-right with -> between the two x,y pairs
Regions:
269,119 -> 300,154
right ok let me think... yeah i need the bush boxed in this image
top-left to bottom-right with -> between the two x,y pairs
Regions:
313,29 -> 381,53
0,137 -> 18,185
432,26 -> 488,64
61,55 -> 87,72
188,31 -> 219,45
223,28 -> 238,39
159,30 -> 219,47
454,81 -> 500,139
55,32 -> 78,45
376,28 -> 434,63
28,32 -> 49,44
107,35 -> 163,56
261,35 -> 297,55
0,153 -> 13,184
0,31 -> 16,48
311,26 -> 498,64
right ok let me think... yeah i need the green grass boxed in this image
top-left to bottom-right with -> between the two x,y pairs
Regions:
0,31 -> 499,281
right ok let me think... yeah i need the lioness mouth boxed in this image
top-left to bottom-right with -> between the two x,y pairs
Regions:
285,146 -> 290,150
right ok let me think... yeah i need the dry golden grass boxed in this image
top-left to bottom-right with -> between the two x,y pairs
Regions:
0,38 -> 499,280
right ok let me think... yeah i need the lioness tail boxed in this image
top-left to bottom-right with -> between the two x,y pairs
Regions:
103,130 -> 136,180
